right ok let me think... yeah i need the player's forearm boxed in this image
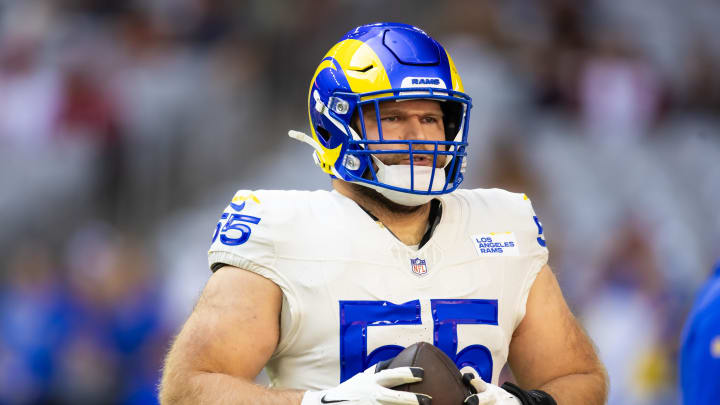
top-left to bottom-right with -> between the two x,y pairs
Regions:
536,368 -> 608,405
159,370 -> 304,405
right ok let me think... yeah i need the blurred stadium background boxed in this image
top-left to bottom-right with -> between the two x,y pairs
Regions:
1,0 -> 719,404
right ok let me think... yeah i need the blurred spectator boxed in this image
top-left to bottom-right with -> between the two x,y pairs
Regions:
0,240 -> 68,404
581,216 -> 674,405
579,35 -> 663,144
56,66 -> 125,220
57,223 -> 169,404
0,2 -> 61,149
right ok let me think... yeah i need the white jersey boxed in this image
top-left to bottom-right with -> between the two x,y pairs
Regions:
208,188 -> 548,389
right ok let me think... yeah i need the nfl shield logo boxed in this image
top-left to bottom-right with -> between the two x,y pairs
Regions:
409,258 -> 428,276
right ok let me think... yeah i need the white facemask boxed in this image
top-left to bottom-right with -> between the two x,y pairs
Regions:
361,158 -> 447,206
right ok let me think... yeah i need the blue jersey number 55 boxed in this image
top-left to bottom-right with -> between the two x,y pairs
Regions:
339,299 -> 498,383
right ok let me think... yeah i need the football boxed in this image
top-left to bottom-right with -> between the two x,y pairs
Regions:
387,342 -> 473,405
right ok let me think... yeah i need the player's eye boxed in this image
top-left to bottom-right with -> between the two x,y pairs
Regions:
381,115 -> 400,122
421,116 -> 440,124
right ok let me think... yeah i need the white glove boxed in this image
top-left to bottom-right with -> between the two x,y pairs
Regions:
461,367 -> 521,405
301,364 -> 430,405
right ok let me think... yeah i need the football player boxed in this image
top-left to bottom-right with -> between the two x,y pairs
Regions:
159,23 -> 608,405
679,261 -> 720,404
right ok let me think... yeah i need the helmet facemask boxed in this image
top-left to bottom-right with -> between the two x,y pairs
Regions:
335,88 -> 470,205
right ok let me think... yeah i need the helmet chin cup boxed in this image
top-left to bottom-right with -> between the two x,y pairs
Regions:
357,159 -> 447,206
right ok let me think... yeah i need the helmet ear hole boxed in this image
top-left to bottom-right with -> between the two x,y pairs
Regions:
316,126 -> 331,143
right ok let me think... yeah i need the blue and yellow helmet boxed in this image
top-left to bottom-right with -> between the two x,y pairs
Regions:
290,22 -> 472,202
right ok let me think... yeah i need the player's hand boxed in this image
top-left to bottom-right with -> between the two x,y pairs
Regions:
301,363 -> 431,405
461,368 -> 520,405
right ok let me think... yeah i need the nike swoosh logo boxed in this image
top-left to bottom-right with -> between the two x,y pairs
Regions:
320,394 -> 348,404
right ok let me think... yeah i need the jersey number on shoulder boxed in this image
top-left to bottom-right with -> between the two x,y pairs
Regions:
533,215 -> 546,247
339,299 -> 497,383
212,201 -> 261,246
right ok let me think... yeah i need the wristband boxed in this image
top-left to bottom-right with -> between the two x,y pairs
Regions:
501,382 -> 557,405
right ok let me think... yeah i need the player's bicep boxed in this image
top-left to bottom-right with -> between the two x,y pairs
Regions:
167,265 -> 282,380
508,265 -> 601,388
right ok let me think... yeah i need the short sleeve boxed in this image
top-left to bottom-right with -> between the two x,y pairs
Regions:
206,190 -> 301,355
208,190 -> 277,273
510,192 -> 550,329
